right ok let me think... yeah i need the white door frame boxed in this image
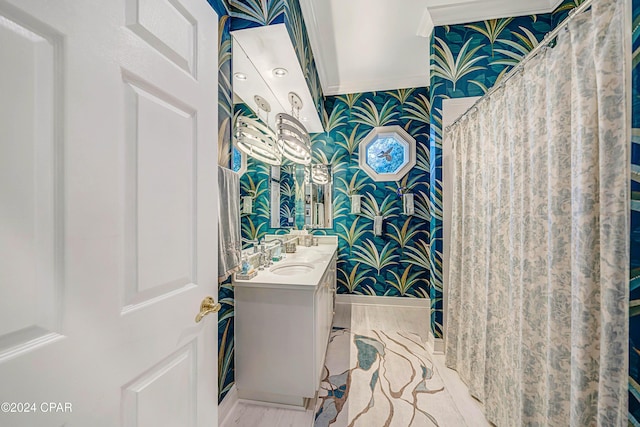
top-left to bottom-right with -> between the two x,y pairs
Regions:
0,0 -> 220,425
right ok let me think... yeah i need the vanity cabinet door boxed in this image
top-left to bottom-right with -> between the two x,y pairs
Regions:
315,254 -> 337,383
329,254 -> 337,322
315,272 -> 329,382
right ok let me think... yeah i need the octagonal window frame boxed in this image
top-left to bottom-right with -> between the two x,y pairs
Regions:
358,125 -> 416,182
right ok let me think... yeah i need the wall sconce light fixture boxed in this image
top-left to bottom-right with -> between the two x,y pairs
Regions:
350,194 -> 362,215
402,193 -> 414,216
242,195 -> 253,215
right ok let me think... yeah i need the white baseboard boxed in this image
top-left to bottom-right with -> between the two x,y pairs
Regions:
335,294 -> 430,308
427,330 -> 445,354
218,384 -> 238,425
237,389 -> 306,409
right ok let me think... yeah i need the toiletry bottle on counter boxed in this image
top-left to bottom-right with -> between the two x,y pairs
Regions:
241,258 -> 250,275
272,245 -> 282,261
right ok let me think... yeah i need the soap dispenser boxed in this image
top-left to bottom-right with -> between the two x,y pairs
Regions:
241,256 -> 250,275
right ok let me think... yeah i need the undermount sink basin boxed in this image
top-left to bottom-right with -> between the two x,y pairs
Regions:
270,263 -> 315,276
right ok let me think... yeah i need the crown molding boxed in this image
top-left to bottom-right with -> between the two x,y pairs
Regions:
323,74 -> 430,96
429,0 -> 562,26
301,0 -> 569,97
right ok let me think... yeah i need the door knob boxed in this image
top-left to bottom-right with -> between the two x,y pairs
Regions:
195,296 -> 221,323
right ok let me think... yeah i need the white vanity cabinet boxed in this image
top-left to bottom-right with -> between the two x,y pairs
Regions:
314,253 -> 336,383
234,243 -> 337,407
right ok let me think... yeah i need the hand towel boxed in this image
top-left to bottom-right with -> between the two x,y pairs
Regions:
218,167 -> 242,283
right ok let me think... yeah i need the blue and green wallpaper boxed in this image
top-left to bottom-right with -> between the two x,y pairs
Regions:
552,0 -> 589,27
239,88 -> 432,298
214,0 -> 328,402
209,0 -> 233,169
312,89 -> 432,300
239,158 -> 304,238
214,0 -> 640,417
629,0 -> 640,423
234,103 -> 298,239
206,0 -> 236,404
277,166 -> 296,228
239,156 -> 293,240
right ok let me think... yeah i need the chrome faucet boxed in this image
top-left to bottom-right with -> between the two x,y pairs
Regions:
242,238 -> 260,253
263,238 -> 285,267
263,238 -> 284,253
268,238 -> 284,247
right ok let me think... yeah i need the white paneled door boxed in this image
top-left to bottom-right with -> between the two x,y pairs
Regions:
0,0 -> 219,426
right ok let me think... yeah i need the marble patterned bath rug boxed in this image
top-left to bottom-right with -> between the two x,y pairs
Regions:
314,328 -> 466,427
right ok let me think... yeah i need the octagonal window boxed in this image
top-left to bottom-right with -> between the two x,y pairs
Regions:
365,136 -> 408,175
359,126 -> 416,182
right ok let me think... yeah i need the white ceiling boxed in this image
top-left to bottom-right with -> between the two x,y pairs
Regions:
298,0 -> 564,96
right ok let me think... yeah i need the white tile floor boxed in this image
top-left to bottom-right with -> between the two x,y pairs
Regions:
221,400 -> 314,427
220,303 -> 490,427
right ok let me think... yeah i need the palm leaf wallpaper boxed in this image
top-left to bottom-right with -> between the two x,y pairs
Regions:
228,0 -> 286,28
314,90 -> 432,299
214,0 -> 640,420
432,37 -> 488,92
205,0 -> 238,404
464,18 -> 513,56
238,88 -> 433,302
552,0 -> 588,27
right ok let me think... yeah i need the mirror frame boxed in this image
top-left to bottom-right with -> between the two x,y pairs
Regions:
304,164 -> 333,229
269,165 -> 296,229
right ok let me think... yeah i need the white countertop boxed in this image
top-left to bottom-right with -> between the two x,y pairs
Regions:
232,238 -> 338,290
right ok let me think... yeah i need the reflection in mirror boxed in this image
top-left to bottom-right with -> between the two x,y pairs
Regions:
304,164 -> 332,229
232,30 -> 327,234
269,165 -> 296,229
232,143 -> 247,176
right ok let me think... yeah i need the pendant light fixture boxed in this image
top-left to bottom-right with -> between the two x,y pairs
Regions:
235,95 -> 281,166
311,164 -> 329,185
276,92 -> 311,165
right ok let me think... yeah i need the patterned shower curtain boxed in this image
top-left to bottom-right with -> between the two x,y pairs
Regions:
445,0 -> 629,425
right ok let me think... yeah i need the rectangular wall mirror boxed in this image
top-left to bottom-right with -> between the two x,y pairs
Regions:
269,165 -> 296,229
269,164 -> 333,230
304,164 -> 332,229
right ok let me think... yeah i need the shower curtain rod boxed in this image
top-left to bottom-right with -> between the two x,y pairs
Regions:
445,0 -> 594,132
